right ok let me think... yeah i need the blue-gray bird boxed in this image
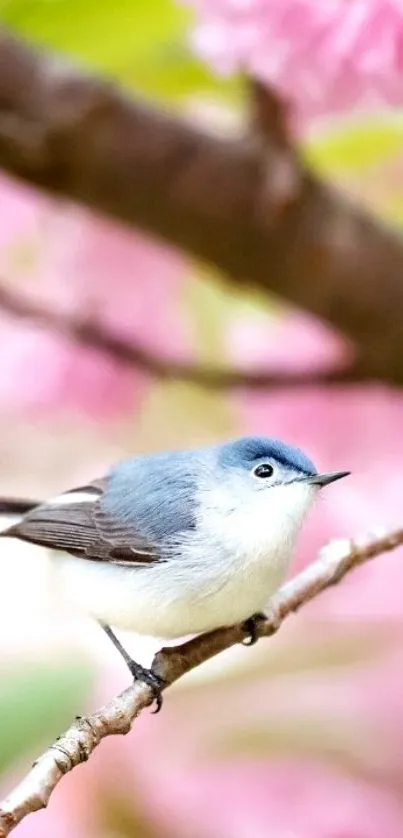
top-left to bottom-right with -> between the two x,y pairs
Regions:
0,436 -> 349,707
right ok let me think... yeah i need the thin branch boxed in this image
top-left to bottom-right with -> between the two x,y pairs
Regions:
1,525 -> 402,836
0,33 -> 403,383
0,281 -> 361,390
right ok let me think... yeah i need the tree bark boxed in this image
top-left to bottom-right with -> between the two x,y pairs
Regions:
0,32 -> 402,381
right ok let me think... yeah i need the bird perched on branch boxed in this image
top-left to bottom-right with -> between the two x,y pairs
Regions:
0,436 -> 348,709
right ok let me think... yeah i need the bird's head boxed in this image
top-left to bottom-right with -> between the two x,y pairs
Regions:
203,436 -> 350,544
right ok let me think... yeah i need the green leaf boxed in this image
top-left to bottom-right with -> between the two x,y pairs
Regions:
0,0 -> 189,67
305,116 -> 403,175
0,659 -> 93,774
0,0 -> 239,102
122,43 -> 240,103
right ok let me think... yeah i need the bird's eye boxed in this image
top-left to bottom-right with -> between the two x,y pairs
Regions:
253,463 -> 274,479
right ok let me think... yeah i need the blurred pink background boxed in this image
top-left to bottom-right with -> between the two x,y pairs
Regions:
2,2 -> 403,837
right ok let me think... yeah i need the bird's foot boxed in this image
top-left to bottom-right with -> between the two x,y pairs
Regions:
241,612 -> 266,646
127,660 -> 165,713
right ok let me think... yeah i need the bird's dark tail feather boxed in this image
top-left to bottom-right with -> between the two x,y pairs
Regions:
0,498 -> 39,515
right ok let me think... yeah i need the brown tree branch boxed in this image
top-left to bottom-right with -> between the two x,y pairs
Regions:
0,33 -> 402,383
0,281 -> 360,390
1,526 -> 402,836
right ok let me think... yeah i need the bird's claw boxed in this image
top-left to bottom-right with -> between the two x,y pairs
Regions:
128,660 -> 165,713
241,612 -> 266,646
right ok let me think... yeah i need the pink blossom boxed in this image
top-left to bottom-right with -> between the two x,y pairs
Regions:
0,174 -> 52,258
226,308 -> 352,373
156,758 -> 403,838
0,181 -> 190,420
188,0 -> 403,120
0,318 -> 142,419
36,208 -> 189,358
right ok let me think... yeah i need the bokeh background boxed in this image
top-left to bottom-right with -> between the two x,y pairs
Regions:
2,1 -> 403,836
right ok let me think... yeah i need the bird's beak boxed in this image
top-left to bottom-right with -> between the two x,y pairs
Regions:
304,471 -> 350,487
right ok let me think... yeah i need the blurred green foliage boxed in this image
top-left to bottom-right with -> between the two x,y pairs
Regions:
0,661 -> 93,774
305,117 -> 403,175
305,116 -> 403,225
0,0 -> 239,102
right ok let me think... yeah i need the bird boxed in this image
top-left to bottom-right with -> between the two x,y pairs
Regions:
0,435 -> 349,709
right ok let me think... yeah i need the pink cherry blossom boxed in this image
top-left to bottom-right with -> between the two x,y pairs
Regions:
0,174 -> 51,258
0,318 -> 142,419
35,208 -> 190,358
188,0 -> 403,120
0,178 -> 190,420
151,758 -> 403,838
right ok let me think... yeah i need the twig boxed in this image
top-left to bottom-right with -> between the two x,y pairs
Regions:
1,525 -> 402,836
0,33 -> 403,383
0,281 -> 360,390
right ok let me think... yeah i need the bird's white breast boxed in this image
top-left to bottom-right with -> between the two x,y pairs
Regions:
55,482 -> 314,638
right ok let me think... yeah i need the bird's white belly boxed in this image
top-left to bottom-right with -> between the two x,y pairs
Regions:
55,482 -> 313,638
55,548 -> 287,638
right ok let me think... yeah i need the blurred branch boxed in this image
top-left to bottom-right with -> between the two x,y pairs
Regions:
0,282 -> 361,390
0,35 -> 402,383
1,526 -> 402,836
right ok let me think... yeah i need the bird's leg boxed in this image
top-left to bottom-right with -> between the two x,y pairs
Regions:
241,612 -> 266,646
100,623 -> 165,712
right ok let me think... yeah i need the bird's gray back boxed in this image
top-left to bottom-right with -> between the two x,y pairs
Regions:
103,450 -> 201,543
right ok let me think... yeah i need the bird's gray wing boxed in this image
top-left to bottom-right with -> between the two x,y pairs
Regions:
1,478 -> 161,566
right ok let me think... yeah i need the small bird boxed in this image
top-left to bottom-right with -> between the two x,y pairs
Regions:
0,436 -> 348,708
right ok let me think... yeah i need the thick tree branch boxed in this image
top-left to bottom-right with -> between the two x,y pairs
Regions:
1,526 -> 402,836
0,33 -> 402,383
0,281 -> 358,390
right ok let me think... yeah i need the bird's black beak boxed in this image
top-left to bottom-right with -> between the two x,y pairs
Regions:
304,471 -> 350,487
